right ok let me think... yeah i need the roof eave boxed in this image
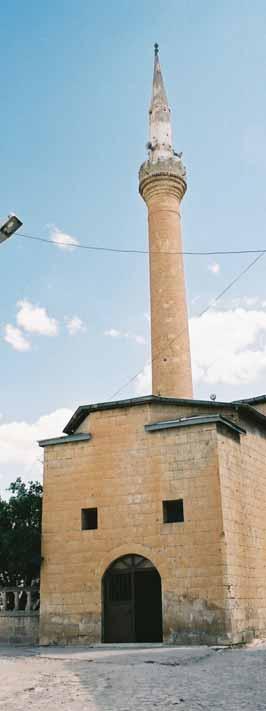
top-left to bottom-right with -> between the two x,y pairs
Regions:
145,414 -> 246,436
63,395 -> 231,435
234,403 -> 266,427
63,394 -> 266,437
39,432 -> 91,448
232,394 -> 266,406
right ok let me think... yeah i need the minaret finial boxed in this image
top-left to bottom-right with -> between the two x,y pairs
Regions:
154,42 -> 159,57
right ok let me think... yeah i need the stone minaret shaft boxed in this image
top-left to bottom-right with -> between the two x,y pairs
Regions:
139,45 -> 193,399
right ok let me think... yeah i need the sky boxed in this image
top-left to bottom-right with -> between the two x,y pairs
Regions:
1,0 -> 266,494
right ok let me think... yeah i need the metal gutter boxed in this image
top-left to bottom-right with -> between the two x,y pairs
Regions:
63,395 -> 230,435
232,394 -> 266,405
63,394 -> 266,436
145,414 -> 246,435
38,433 -> 91,448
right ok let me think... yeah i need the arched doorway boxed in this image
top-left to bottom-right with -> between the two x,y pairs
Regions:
103,554 -> 162,643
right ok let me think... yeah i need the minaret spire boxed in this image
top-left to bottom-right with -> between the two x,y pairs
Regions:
139,46 -> 193,400
148,43 -> 173,163
151,43 -> 169,107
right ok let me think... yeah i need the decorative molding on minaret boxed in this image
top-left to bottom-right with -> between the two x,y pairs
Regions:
139,45 -> 193,400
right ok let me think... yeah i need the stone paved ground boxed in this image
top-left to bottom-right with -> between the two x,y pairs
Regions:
1,642 -> 266,710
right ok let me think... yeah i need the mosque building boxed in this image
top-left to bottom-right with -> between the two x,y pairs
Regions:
39,47 -> 266,645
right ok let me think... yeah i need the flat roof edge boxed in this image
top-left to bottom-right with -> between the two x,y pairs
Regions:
63,395 -> 266,436
63,395 -> 231,434
38,433 -> 91,448
145,414 -> 246,435
232,394 -> 266,405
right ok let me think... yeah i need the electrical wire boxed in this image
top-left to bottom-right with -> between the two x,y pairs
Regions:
17,232 -> 266,257
15,229 -> 266,398
109,251 -> 265,400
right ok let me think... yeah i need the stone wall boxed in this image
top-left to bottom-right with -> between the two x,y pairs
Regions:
40,401 -> 228,645
0,588 -> 39,645
217,418 -> 266,642
0,612 -> 39,645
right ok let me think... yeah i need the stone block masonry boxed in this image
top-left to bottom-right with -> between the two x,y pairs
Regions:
0,588 -> 39,644
39,398 -> 266,646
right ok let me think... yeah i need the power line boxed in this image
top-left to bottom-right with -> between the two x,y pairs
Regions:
109,251 -> 265,400
17,232 -> 266,258
199,252 -> 264,316
15,229 -> 265,397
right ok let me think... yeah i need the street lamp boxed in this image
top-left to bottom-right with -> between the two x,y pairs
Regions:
0,215 -> 23,244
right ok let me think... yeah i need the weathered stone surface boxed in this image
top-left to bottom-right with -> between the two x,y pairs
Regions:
40,398 -> 266,646
139,165 -> 192,399
139,156 -> 187,192
0,613 -> 39,645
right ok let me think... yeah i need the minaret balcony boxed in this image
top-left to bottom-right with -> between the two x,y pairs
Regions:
139,156 -> 187,203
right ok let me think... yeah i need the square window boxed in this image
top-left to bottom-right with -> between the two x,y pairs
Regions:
163,499 -> 184,524
81,508 -> 98,530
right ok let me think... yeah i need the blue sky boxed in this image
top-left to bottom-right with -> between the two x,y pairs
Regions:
1,1 -> 266,491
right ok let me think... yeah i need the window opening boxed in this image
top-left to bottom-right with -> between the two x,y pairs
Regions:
81,507 -> 98,530
163,499 -> 184,523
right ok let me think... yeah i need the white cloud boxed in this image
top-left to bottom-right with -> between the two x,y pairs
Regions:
134,307 -> 266,394
65,316 -> 86,336
231,296 -> 260,308
144,312 -> 150,323
134,335 -> 145,345
104,329 -> 145,345
190,308 -> 266,385
3,324 -> 31,352
16,300 -> 58,336
104,328 -> 120,338
0,408 -> 72,496
191,295 -> 201,305
135,363 -> 151,395
208,262 -> 220,274
49,225 -> 79,251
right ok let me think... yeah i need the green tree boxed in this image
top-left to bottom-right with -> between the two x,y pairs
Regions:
0,478 -> 43,586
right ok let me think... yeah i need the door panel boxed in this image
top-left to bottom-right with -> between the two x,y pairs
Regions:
104,602 -> 133,642
103,556 -> 163,643
104,571 -> 134,642
134,570 -> 163,642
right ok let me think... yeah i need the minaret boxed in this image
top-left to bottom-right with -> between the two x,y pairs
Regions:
139,44 -> 193,399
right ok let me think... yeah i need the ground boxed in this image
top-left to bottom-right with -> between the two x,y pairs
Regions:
1,643 -> 266,710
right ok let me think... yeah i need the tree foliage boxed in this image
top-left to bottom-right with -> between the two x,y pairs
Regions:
0,478 -> 43,586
